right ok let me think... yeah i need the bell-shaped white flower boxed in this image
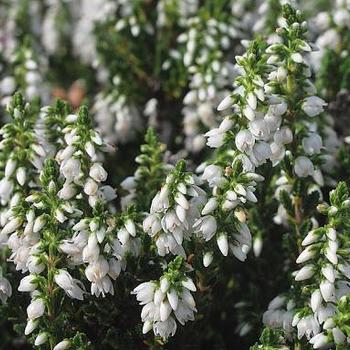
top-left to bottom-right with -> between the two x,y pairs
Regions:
294,156 -> 314,178
217,234 -> 229,256
0,276 -> 12,303
203,252 -> 213,267
5,158 -> 17,177
295,265 -> 315,281
302,133 -> 323,155
89,163 -> 108,183
302,96 -> 326,117
18,275 -> 36,292
24,319 -> 38,335
27,298 -> 45,320
61,158 -> 81,182
235,129 -> 255,152
217,95 -> 232,111
53,340 -> 70,350
35,332 -> 48,346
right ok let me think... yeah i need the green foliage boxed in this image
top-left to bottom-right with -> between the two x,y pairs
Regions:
132,127 -> 167,212
250,328 -> 288,350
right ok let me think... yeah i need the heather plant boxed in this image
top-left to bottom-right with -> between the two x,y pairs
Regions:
0,1 -> 349,350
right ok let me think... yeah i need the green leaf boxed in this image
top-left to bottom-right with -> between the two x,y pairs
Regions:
330,182 -> 349,208
279,190 -> 294,215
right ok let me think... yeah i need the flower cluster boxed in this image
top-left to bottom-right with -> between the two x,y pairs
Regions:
262,5 -> 331,230
173,11 -> 238,152
133,256 -> 197,340
293,182 -> 350,348
0,96 -> 120,346
143,160 -> 205,257
310,0 -> 350,95
55,105 -> 115,207
263,182 -> 350,349
195,160 -> 263,261
0,93 -> 43,249
6,159 -> 86,349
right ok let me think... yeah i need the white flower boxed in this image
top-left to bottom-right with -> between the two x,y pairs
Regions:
160,300 -> 172,321
274,127 -> 293,145
253,236 -> 263,257
27,255 -> 45,274
54,270 -> 84,300
0,177 -> 14,200
33,215 -> 46,233
35,333 -> 48,346
203,252 -> 213,267
89,163 -> 108,182
132,282 -> 156,305
201,164 -> 223,187
143,214 -> 161,237
27,298 -> 45,320
217,234 -> 229,256
0,276 -> 12,303
205,128 -> 226,148
302,230 -> 319,246
311,289 -> 322,312
201,198 -> 218,215
302,96 -> 326,117
16,167 -> 26,186
295,265 -> 315,281
325,245 -> 338,265
0,76 -> 16,95
53,340 -> 70,350
18,275 -> 36,292
160,277 -> 170,293
319,280 -> 334,302
296,315 -> 320,340
55,209 -> 67,223
235,130 -> 255,152
312,11 -> 330,31
181,278 -> 196,292
268,101 -> 287,116
268,295 -> 286,310
291,53 -> 303,64
85,256 -> 112,297
58,183 -> 77,200
61,158 -> 81,182
32,144 -> 46,158
321,264 -> 335,283
332,327 -> 346,345
153,317 -> 177,339
247,92 -> 257,110
25,319 -> 38,335
250,142 -> 271,166
142,320 -> 153,334
302,133 -> 323,155
174,192 -> 189,210
310,333 -> 328,349
1,217 -> 21,235
84,178 -> 98,196
334,8 -> 350,27
217,95 -> 232,111
5,158 -> 17,177
194,215 -> 217,241
249,119 -> 270,140
85,141 -> 96,158
296,246 -> 315,263
294,156 -> 314,178
108,258 -> 121,280
167,289 -> 179,310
